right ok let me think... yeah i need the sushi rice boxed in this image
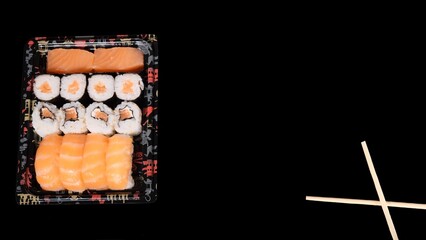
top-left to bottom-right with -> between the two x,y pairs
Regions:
34,74 -> 60,101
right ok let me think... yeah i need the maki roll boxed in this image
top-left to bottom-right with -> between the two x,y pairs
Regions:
113,101 -> 142,136
60,74 -> 86,101
114,73 -> 144,101
34,74 -> 60,101
85,102 -> 115,136
31,101 -> 62,137
58,101 -> 88,134
87,74 -> 115,102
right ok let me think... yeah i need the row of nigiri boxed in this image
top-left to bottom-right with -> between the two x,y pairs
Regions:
32,101 -> 141,137
34,73 -> 144,102
47,47 -> 144,74
36,133 -> 134,192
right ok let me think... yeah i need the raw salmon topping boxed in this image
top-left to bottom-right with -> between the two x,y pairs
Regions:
35,134 -> 64,191
93,47 -> 144,73
47,48 -> 94,74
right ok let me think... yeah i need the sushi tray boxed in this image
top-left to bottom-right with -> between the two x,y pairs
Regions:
16,34 -> 158,205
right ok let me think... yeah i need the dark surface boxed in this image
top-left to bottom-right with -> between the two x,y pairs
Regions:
305,201 -> 391,239
305,25 -> 426,239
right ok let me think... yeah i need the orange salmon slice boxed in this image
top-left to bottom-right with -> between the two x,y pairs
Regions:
47,48 -> 94,74
82,133 -> 109,190
106,134 -> 134,190
35,134 -> 64,191
58,134 -> 87,192
93,47 -> 144,73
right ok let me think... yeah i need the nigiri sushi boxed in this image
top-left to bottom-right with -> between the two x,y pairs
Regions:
82,133 -> 109,190
93,47 -> 144,73
58,134 -> 86,192
106,134 -> 134,190
47,48 -> 94,74
35,134 -> 64,191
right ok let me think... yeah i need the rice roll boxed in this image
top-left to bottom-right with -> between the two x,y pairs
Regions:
34,74 -> 60,101
60,74 -> 86,101
114,73 -> 144,101
113,101 -> 142,136
31,101 -> 62,137
85,102 -> 115,136
58,101 -> 88,134
87,74 -> 115,102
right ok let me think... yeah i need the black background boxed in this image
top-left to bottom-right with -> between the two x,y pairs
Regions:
304,22 -> 426,239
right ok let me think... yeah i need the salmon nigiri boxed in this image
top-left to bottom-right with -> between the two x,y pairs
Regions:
82,133 -> 108,190
106,134 -> 134,190
93,47 -> 144,73
58,134 -> 87,192
47,48 -> 94,74
35,134 -> 64,191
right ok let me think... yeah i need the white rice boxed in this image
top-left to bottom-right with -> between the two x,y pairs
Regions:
33,74 -> 60,101
115,73 -> 144,101
58,101 -> 88,134
85,102 -> 115,136
113,101 -> 142,136
60,74 -> 86,101
87,74 -> 115,102
31,101 -> 62,137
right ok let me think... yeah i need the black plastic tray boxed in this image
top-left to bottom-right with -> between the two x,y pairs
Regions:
16,34 -> 158,205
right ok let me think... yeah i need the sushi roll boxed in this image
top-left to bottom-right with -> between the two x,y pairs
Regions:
33,74 -> 60,101
113,101 -> 142,136
58,101 -> 88,134
87,74 -> 115,102
31,101 -> 62,137
85,102 -> 115,136
60,74 -> 86,101
114,73 -> 144,101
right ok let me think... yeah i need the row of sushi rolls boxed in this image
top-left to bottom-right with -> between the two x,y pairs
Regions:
32,47 -> 146,193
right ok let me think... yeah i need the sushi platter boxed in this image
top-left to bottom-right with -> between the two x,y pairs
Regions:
16,34 -> 158,205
